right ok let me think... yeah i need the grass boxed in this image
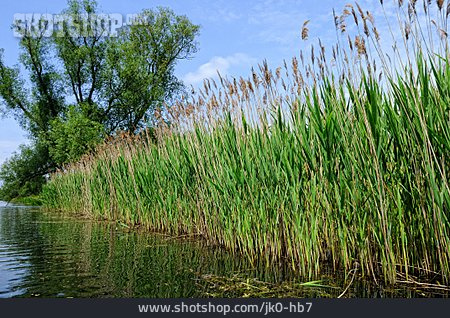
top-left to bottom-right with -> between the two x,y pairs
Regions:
8,195 -> 43,206
42,1 -> 449,285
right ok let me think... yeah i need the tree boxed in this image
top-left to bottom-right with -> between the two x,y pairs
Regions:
101,8 -> 199,132
51,2 -> 200,132
0,0 -> 200,200
47,106 -> 105,165
0,143 -> 49,201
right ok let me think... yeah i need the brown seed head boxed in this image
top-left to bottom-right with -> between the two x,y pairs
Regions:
301,20 -> 310,40
373,27 -> 380,41
355,36 -> 367,56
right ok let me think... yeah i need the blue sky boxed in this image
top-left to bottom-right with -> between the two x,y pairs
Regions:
0,0 -> 390,165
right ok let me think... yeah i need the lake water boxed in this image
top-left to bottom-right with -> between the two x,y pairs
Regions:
0,203 -> 445,298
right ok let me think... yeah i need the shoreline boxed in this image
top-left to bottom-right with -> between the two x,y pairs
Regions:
41,205 -> 450,295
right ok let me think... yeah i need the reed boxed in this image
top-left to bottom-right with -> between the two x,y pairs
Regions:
42,1 -> 450,284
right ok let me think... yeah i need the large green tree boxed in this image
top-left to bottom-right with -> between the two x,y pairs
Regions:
0,0 -> 199,201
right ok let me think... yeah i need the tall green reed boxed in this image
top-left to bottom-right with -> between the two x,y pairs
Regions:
43,1 -> 450,284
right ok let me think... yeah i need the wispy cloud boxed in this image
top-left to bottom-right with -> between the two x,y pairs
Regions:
183,53 -> 256,86
0,140 -> 24,165
204,8 -> 242,23
244,0 -> 337,53
193,0 -> 243,23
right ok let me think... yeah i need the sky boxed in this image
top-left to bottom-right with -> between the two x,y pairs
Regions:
0,0 -> 394,165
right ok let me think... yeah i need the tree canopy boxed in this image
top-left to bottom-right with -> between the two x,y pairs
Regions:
0,0 -> 200,201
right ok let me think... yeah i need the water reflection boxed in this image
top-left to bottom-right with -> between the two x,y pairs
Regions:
0,205 -> 447,298
0,206 -> 305,297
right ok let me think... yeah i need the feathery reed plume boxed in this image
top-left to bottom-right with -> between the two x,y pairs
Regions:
301,20 -> 310,40
43,1 -> 450,287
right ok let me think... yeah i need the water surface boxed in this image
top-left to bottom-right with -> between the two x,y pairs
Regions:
0,203 -> 445,298
0,204 -> 299,297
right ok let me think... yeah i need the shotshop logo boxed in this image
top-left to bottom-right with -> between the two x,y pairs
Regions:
12,13 -> 150,38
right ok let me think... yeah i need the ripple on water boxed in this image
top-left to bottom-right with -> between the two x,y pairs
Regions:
0,205 -> 446,298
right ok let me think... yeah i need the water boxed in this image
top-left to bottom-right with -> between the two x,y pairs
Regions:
0,203 -> 446,298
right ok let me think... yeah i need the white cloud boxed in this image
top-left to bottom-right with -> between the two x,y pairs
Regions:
183,53 -> 256,86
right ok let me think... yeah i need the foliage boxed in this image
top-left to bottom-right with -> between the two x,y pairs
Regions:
0,0 -> 200,199
9,195 -> 43,206
47,106 -> 105,165
42,1 -> 450,284
0,143 -> 48,201
100,7 -> 200,131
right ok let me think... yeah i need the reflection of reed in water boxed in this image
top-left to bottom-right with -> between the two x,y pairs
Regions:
1,209 -> 314,297
1,207 -> 449,297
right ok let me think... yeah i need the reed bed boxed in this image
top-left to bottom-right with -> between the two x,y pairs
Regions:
42,1 -> 450,284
